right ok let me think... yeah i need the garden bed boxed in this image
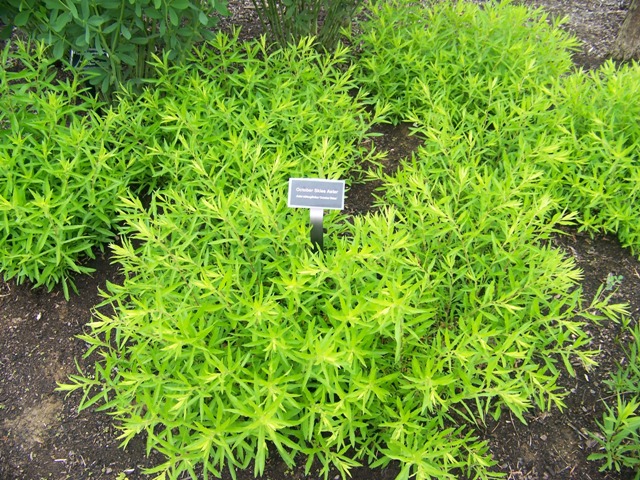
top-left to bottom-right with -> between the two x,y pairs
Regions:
1,1 -> 639,479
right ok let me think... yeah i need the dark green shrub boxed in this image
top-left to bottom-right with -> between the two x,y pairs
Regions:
0,0 -> 20,38
251,0 -> 361,50
9,0 -> 229,97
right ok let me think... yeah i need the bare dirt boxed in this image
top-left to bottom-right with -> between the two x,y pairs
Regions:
1,1 -> 638,479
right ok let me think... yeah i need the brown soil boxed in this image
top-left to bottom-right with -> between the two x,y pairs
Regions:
1,1 -> 638,479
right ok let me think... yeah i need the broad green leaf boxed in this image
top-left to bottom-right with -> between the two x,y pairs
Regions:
14,10 -> 30,27
51,11 -> 72,32
168,7 -> 179,26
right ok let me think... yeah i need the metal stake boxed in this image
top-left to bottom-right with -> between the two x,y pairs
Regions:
310,208 -> 324,251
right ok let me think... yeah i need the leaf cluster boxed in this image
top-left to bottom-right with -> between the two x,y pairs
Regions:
0,0 -> 628,478
251,0 -> 361,50
58,9 -> 627,479
589,321 -> 640,477
356,0 -> 640,262
548,62 -> 640,256
117,32 -> 384,191
353,0 -> 577,124
0,41 -> 145,297
6,0 -> 230,98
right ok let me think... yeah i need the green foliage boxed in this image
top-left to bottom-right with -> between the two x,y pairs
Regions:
64,188 -> 509,480
606,324 -> 640,399
9,0 -> 229,98
0,0 -> 20,38
57,22 -> 626,480
355,0 -> 640,260
549,61 -> 640,255
25,0 -> 636,479
589,322 -> 640,477
374,149 -> 625,419
115,32 -> 385,190
353,0 -> 578,123
0,40 -> 145,297
251,0 -> 361,50
351,0 -> 582,238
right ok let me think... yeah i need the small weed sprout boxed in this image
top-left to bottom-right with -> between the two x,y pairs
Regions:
590,322 -> 640,476
605,273 -> 625,292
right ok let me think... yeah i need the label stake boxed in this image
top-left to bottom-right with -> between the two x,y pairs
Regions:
288,178 -> 345,252
310,208 -> 324,251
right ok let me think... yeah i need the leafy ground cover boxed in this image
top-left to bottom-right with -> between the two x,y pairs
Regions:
1,0 -> 640,479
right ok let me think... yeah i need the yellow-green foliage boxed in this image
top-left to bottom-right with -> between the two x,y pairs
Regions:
0,42 -> 146,297
59,6 -> 627,479
3,1 -> 637,479
551,62 -> 640,255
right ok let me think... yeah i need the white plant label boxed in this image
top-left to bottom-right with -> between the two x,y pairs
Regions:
288,178 -> 345,250
287,178 -> 345,210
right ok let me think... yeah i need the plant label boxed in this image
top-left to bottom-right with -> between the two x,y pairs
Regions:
288,178 -> 345,251
287,178 -> 345,210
